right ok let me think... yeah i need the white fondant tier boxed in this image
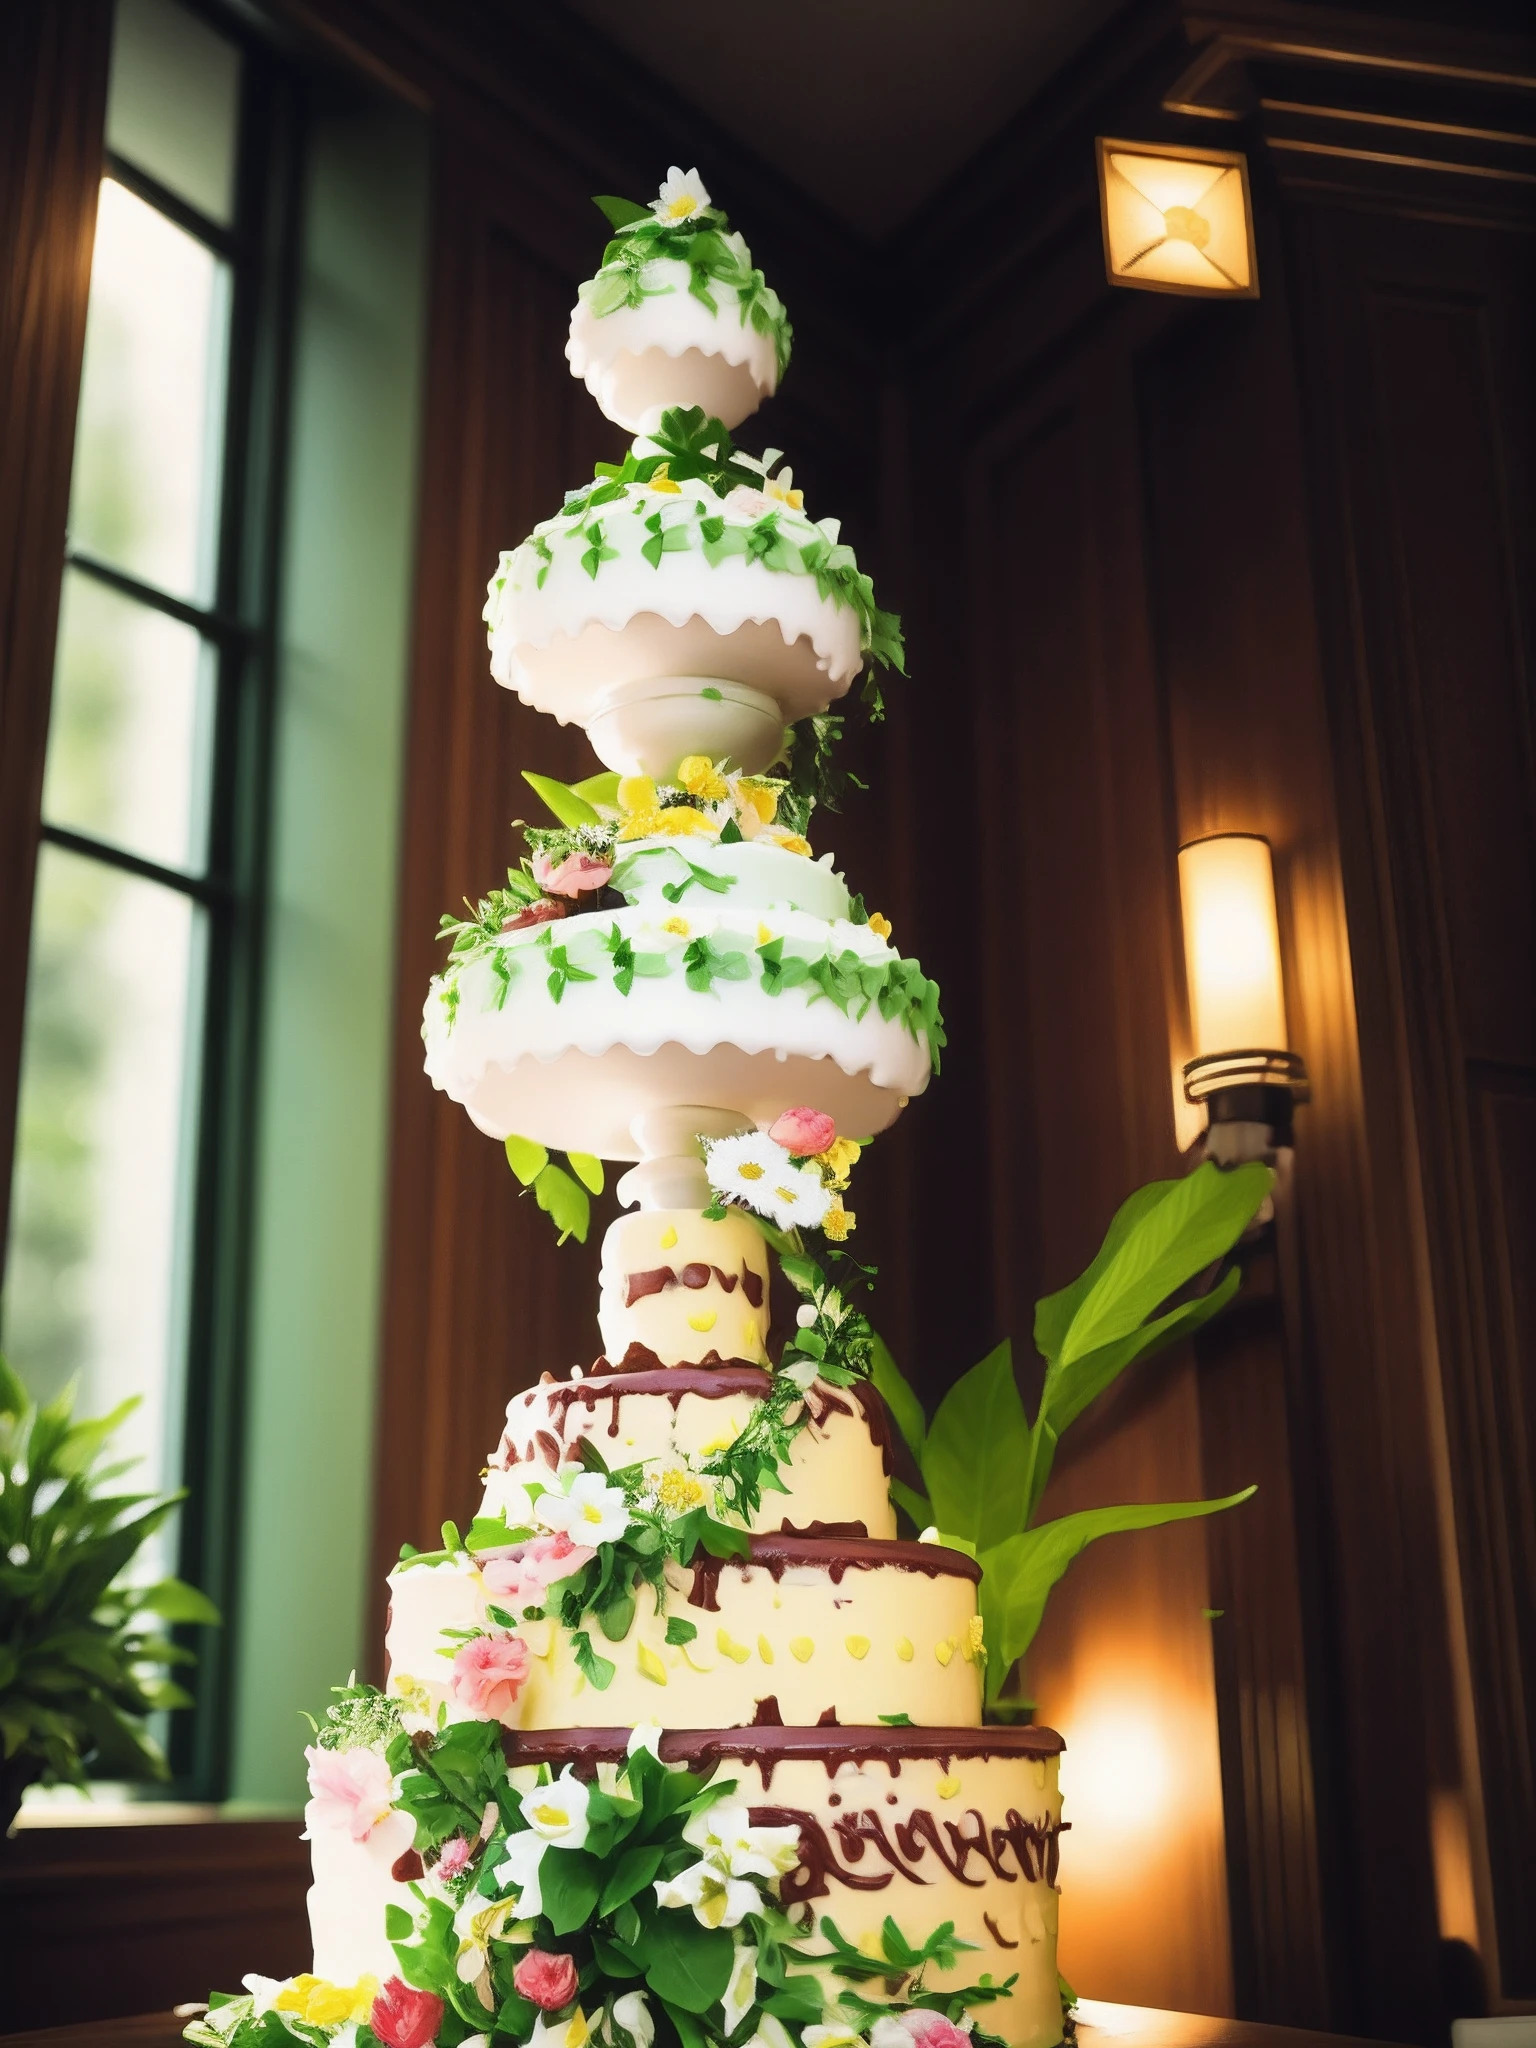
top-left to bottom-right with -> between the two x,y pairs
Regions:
484,1366 -> 898,1539
385,1536 -> 984,1732
423,900 -> 937,1159
484,473 -> 868,774
303,1727 -> 1066,2048
567,258 -> 778,432
612,838 -> 853,923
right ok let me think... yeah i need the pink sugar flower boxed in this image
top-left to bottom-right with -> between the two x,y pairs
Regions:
371,1977 -> 444,2048
501,897 -> 569,932
480,1531 -> 594,1610
302,1743 -> 395,1843
533,850 -> 614,898
901,2015 -> 971,2048
768,1106 -> 837,1158
450,1631 -> 532,1722
434,1833 -> 473,1879
513,1949 -> 580,2011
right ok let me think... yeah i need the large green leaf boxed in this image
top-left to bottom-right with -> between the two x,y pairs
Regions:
1033,1182 -> 1172,1363
919,1341 -> 1031,1552
888,1478 -> 932,1532
1054,1161 -> 1271,1367
979,1488 -> 1255,1703
540,1846 -> 604,1934
523,770 -> 601,828
0,1354 -> 26,1418
869,1330 -> 926,1462
642,1909 -> 735,2012
1023,1273 -> 1242,1521
135,1577 -> 221,1626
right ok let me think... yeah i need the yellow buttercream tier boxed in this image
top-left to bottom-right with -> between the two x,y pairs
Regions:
385,1536 -> 984,1731
302,1726 -> 1067,2048
514,1727 -> 1065,2048
597,1207 -> 772,1367
483,1366 -> 897,1537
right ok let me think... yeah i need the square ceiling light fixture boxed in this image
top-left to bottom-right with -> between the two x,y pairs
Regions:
1096,138 -> 1258,298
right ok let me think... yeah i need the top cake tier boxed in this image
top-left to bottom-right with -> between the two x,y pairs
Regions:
566,168 -> 791,434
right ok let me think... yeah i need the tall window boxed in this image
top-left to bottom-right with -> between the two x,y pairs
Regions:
2,0 -> 293,1784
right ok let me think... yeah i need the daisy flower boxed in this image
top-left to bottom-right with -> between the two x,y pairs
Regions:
654,167 -> 711,222
705,1132 -> 831,1232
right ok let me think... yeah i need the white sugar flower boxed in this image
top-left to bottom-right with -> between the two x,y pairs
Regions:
653,1857 -> 760,1929
744,2021 -> 797,2048
804,2029 -> 869,2048
453,1893 -> 519,1993
599,1991 -> 656,2048
723,483 -> 771,521
519,1765 -> 593,1848
654,166 -> 711,221
529,2009 -> 594,2048
536,1470 -> 630,1546
627,1720 -> 665,1760
722,1943 -> 760,2032
706,1133 -> 832,1232
764,467 -> 804,512
684,1797 -> 802,1879
494,1828 -> 549,1914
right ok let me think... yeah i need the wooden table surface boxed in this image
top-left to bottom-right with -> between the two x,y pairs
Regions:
0,2002 -> 1409,2048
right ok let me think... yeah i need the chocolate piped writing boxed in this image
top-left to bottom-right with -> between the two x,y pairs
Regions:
748,1802 -> 1068,1903
983,1913 -> 1019,1950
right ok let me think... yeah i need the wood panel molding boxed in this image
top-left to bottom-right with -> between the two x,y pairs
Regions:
0,0 -> 111,1260
0,1817 -> 309,2033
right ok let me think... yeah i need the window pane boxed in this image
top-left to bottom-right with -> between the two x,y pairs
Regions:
2,847 -> 204,1501
69,179 -> 231,605
107,0 -> 241,226
43,569 -> 214,874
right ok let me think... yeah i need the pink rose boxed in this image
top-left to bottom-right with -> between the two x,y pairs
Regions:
502,896 -> 569,932
434,1833 -> 472,1878
768,1106 -> 837,1158
450,1631 -> 532,1721
480,1531 -> 594,1610
902,2015 -> 971,2048
371,1977 -> 444,2048
513,1949 -> 580,2011
533,850 -> 614,898
303,1743 -> 395,1842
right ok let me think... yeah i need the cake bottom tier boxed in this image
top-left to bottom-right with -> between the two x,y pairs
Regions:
308,1724 -> 1067,2048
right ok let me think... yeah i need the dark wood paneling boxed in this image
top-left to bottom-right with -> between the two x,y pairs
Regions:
0,1819 -> 309,2033
0,0 -> 111,1258
1289,192 -> 1536,1996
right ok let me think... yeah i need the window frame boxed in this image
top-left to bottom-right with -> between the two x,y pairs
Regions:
24,0 -> 305,1801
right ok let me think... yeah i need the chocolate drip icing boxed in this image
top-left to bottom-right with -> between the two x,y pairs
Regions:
779,1521 -> 869,1539
390,1848 -> 425,1882
983,1913 -> 1018,1949
622,1261 -> 762,1309
686,1533 -> 983,1613
752,1696 -> 784,1726
504,1721 -> 1065,1792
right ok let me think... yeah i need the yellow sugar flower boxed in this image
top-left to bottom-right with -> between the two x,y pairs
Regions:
616,803 -> 715,842
648,461 -> 682,495
678,754 -> 729,801
822,1200 -> 856,1241
661,917 -> 691,937
815,1136 -> 861,1189
775,834 -> 812,857
736,779 -> 778,824
618,774 -> 658,814
276,1975 -> 378,2025
657,1467 -> 706,1511
867,912 -> 893,939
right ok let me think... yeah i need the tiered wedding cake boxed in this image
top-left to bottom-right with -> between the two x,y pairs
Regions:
191,170 -> 1066,2048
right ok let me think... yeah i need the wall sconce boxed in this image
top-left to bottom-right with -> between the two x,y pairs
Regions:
1178,833 -> 1307,1163
1096,138 -> 1258,298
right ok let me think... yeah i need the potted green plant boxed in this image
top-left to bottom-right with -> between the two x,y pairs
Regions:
0,1353 -> 218,1833
873,1158 -> 1273,1710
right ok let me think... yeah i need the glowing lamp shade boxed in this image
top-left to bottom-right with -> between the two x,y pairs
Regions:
1179,834 -> 1287,1060
1096,139 -> 1258,298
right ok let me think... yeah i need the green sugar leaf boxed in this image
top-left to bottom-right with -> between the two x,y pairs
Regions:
594,193 -> 651,230
523,770 -> 601,828
664,1616 -> 699,1646
535,1162 -> 592,1245
643,1909 -> 735,2013
504,1133 -> 549,1186
567,1150 -> 606,1195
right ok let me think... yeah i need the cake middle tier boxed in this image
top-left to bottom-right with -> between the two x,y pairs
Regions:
386,1534 -> 984,1729
484,1366 -> 898,1537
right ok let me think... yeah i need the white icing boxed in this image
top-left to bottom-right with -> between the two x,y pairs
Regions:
423,902 -> 932,1159
566,258 -> 778,432
613,839 -> 851,921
